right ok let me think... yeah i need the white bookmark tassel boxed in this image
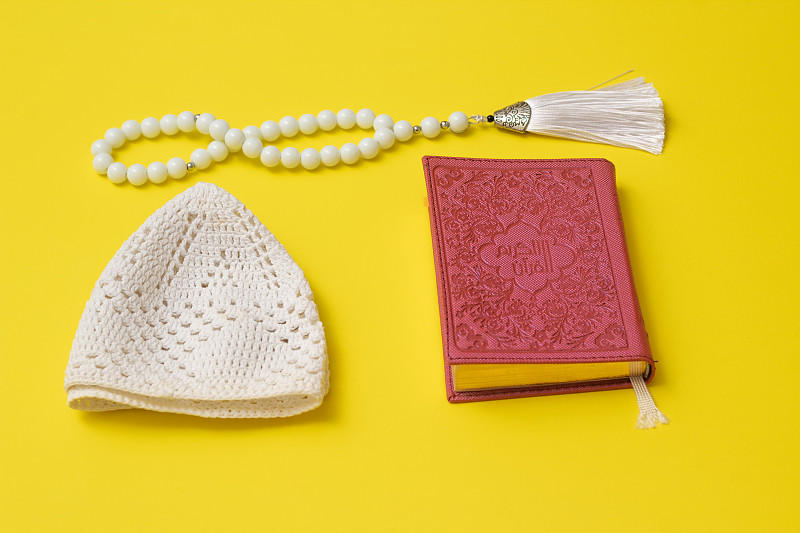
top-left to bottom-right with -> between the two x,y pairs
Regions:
630,374 -> 670,429
493,77 -> 665,154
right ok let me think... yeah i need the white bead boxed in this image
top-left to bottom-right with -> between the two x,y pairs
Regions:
421,116 -> 441,138
260,120 -> 280,141
160,114 -> 179,135
121,120 -> 141,140
337,108 -> 356,129
91,139 -> 112,156
260,145 -> 281,167
243,125 -> 262,139
146,162 -> 168,184
280,147 -> 301,168
104,128 -> 125,148
167,157 -> 187,179
127,163 -> 148,186
242,137 -> 263,158
358,137 -> 379,159
298,114 -> 318,135
224,128 -> 245,152
301,148 -> 321,170
207,140 -> 228,161
373,114 -> 394,130
196,113 -> 216,134
209,119 -> 230,141
317,110 -> 337,131
279,116 -> 300,137
340,142 -> 360,165
374,128 -> 395,149
356,108 -> 376,129
190,148 -> 212,169
448,111 -> 469,133
320,145 -> 340,166
92,153 -> 114,173
106,162 -> 128,184
140,117 -> 160,138
393,120 -> 413,141
177,111 -> 196,132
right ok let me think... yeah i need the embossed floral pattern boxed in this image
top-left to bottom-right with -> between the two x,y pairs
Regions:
435,166 -> 627,352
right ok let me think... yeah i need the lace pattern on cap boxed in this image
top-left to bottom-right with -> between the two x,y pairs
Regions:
64,182 -> 329,418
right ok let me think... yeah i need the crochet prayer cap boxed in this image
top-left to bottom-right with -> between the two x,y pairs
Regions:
65,182 -> 328,418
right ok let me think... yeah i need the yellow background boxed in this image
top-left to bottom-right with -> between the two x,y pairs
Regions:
1,1 -> 798,531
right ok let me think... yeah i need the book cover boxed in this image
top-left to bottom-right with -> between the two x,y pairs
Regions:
423,156 -> 655,403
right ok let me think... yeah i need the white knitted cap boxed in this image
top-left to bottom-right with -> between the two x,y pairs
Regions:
65,182 -> 328,418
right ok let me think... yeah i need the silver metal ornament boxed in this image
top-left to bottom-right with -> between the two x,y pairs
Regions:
492,101 -> 532,132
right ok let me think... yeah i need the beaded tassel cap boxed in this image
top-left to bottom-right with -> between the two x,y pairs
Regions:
64,183 -> 329,418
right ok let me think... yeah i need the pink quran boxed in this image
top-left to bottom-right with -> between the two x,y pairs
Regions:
423,157 -> 655,403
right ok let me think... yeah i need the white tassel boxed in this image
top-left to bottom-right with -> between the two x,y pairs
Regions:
525,77 -> 664,154
492,77 -> 665,154
630,374 -> 670,429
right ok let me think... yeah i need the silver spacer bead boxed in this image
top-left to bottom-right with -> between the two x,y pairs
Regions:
194,114 -> 200,120
440,120 -> 450,129
186,162 -> 196,171
412,125 -> 422,134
